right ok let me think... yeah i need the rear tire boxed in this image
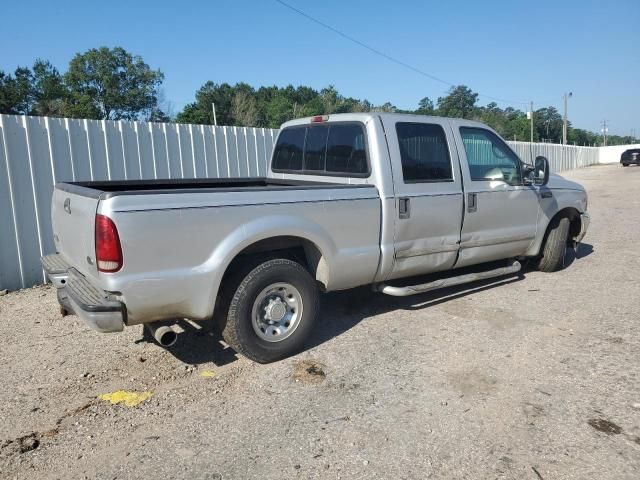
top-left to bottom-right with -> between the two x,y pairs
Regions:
622,163 -> 629,167
536,216 -> 571,272
218,258 -> 319,363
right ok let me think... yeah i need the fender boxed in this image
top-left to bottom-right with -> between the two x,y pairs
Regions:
200,214 -> 338,321
526,187 -> 586,257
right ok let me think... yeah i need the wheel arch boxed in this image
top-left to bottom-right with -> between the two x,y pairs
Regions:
202,214 -> 336,321
531,207 -> 582,257
220,235 -> 329,290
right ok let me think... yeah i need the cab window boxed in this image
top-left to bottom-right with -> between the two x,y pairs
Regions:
459,127 -> 522,186
396,122 -> 453,182
272,123 -> 369,176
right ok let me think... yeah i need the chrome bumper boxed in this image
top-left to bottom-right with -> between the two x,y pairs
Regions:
42,254 -> 125,333
575,212 -> 590,244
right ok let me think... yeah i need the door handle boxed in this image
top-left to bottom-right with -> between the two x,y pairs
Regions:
399,197 -> 410,219
467,193 -> 477,213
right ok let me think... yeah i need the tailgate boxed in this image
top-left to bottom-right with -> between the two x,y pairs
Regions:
52,186 -> 100,280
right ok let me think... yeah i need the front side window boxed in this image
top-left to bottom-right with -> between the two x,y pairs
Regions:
272,123 -> 368,176
459,127 -> 522,186
396,122 -> 453,182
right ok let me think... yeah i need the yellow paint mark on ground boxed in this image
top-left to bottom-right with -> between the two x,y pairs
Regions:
200,370 -> 216,378
98,390 -> 153,407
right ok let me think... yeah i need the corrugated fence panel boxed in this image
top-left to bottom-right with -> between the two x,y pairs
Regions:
0,114 -> 279,290
0,113 -> 603,291
1,116 -> 44,288
0,117 -> 23,290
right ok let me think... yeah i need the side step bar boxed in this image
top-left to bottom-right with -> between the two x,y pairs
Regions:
375,260 -> 522,297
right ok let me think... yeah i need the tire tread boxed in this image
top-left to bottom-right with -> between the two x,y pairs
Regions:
537,216 -> 570,272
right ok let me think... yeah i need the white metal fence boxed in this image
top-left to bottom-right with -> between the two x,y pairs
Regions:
509,141 -> 600,171
0,114 -> 278,291
0,114 -> 601,291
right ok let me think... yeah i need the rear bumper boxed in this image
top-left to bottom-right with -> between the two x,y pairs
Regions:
575,212 -> 590,244
41,254 -> 125,333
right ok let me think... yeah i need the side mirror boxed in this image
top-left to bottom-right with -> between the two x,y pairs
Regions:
534,156 -> 550,186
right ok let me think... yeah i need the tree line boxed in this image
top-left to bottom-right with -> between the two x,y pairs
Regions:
1,47 -> 634,146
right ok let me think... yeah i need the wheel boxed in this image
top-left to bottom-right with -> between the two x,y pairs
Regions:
622,163 -> 629,167
218,258 -> 319,363
536,216 -> 571,272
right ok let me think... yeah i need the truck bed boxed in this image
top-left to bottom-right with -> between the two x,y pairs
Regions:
51,176 -> 382,324
56,177 -> 370,199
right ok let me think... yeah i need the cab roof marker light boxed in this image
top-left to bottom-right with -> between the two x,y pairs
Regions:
310,115 -> 329,123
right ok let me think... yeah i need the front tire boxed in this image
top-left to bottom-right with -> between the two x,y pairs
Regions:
622,163 -> 629,167
219,258 -> 319,363
536,216 -> 570,272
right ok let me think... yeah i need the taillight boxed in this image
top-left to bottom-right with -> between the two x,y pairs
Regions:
95,214 -> 123,272
310,115 -> 329,123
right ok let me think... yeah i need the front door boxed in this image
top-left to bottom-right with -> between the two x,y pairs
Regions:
386,118 -> 464,280
454,125 -> 539,268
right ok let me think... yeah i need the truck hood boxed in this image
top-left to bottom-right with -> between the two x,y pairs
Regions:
547,172 -> 585,192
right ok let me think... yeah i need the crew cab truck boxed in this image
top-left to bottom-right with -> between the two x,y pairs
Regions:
42,113 -> 590,363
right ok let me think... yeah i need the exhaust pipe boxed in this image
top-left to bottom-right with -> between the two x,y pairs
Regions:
146,323 -> 178,347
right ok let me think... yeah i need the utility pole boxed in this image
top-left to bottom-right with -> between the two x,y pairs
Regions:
601,120 -> 608,147
563,92 -> 572,144
211,103 -> 217,126
530,101 -> 534,143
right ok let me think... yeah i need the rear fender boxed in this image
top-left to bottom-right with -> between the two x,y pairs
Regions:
201,215 -> 337,319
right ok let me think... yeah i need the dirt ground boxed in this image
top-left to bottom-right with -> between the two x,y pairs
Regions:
1,164 -> 639,479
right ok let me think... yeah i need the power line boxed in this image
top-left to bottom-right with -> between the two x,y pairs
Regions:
274,0 -> 556,108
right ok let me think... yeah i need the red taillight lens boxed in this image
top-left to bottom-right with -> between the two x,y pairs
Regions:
310,115 -> 329,123
95,214 -> 122,272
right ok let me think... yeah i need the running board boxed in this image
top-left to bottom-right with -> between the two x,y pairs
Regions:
375,260 -> 522,297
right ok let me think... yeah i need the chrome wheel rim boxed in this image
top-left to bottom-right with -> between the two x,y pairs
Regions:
251,282 -> 303,342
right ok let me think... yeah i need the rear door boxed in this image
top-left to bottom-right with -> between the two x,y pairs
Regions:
385,117 -> 464,279
453,124 -> 539,267
52,185 -> 100,279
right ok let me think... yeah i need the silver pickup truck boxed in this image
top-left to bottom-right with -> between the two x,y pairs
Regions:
42,113 -> 590,363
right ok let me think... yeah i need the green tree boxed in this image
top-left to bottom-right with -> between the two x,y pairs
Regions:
175,81 -> 234,125
0,67 -> 33,114
63,47 -> 163,120
0,70 -> 21,113
415,97 -> 435,115
534,107 -> 563,143
437,85 -> 478,119
373,102 -> 398,113
264,95 -> 294,128
231,90 -> 259,126
148,107 -> 171,123
31,60 -> 67,116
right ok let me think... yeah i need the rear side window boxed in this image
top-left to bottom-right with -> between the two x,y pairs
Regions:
396,122 -> 453,182
272,123 -> 369,176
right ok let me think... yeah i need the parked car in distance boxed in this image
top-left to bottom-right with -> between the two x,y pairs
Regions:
42,113 -> 590,363
620,148 -> 640,167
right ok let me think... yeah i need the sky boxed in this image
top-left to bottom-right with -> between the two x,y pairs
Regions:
2,0 -> 639,136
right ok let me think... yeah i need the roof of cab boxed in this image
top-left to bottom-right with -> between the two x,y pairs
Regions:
280,112 -> 488,130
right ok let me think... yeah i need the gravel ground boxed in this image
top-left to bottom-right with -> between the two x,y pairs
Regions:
1,164 -> 639,479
